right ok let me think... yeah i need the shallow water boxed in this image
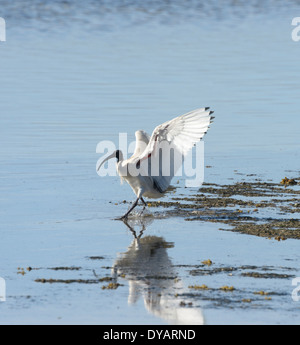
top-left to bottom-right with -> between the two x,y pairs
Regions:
0,1 -> 300,324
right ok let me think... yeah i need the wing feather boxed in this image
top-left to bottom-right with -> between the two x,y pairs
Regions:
135,108 -> 214,193
131,130 -> 150,158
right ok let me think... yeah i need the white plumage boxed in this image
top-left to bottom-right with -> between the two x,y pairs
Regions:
98,107 -> 214,219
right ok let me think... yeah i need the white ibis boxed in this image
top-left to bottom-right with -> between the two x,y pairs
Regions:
97,107 -> 214,219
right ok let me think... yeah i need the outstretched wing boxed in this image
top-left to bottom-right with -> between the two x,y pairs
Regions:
136,107 -> 214,192
131,130 -> 151,159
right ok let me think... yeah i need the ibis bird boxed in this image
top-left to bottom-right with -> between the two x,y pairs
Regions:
97,107 -> 214,219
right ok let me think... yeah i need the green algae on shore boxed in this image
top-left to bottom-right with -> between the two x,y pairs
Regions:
146,178 -> 300,239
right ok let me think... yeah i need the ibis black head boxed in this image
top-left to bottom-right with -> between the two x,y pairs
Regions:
116,149 -> 121,162
97,149 -> 123,172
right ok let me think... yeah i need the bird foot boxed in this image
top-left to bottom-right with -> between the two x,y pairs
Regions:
137,205 -> 146,217
115,215 -> 128,221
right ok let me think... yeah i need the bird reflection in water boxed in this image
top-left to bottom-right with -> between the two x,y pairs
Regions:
111,218 -> 205,325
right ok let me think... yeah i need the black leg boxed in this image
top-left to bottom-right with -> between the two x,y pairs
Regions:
121,197 -> 139,219
140,197 -> 147,215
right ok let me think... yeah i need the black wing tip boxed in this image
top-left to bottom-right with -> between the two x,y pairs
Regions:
209,110 -> 215,123
205,107 -> 210,111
